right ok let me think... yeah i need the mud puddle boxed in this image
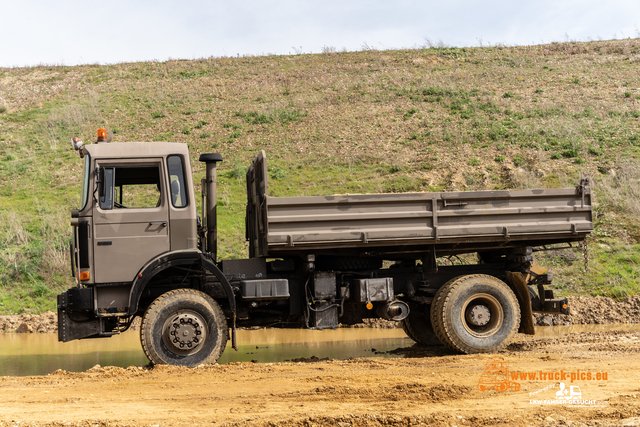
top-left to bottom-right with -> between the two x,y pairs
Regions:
4,323 -> 640,377
0,328 -> 409,376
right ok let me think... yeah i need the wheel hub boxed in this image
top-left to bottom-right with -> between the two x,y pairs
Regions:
467,304 -> 491,326
460,293 -> 504,338
163,311 -> 207,355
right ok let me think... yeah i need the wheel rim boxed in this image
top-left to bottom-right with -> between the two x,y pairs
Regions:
162,310 -> 208,356
460,293 -> 503,338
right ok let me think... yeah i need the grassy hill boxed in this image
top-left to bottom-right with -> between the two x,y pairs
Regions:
1,39 -> 639,314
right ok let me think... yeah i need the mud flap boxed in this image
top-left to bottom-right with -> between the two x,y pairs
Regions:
57,309 -> 101,342
505,271 -> 535,335
57,288 -> 101,342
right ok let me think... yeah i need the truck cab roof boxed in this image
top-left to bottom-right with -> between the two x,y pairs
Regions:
83,141 -> 189,159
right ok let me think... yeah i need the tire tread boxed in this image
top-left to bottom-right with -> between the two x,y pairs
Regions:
430,274 -> 520,354
140,288 -> 227,366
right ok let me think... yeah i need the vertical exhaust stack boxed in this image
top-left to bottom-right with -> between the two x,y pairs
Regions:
198,153 -> 223,261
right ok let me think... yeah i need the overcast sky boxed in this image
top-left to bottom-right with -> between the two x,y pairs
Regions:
1,0 -> 639,68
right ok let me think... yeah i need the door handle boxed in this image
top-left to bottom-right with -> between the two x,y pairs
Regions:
149,221 -> 167,227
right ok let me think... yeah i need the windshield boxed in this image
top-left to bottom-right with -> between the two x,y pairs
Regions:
80,155 -> 90,210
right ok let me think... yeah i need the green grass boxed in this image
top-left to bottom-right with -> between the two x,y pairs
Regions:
1,38 -> 640,313
537,239 -> 640,300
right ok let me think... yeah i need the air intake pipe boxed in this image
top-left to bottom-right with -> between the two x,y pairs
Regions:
198,153 -> 223,261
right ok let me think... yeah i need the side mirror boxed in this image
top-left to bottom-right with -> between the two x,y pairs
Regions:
71,137 -> 84,158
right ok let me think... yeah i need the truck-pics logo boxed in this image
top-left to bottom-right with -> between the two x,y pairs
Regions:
555,382 -> 582,400
478,357 -> 521,392
478,357 -> 609,408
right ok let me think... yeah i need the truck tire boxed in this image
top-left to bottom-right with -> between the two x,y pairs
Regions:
430,274 -> 520,354
315,256 -> 382,271
140,288 -> 228,367
401,303 -> 442,346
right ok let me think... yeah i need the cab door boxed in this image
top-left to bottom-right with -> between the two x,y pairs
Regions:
92,159 -> 170,283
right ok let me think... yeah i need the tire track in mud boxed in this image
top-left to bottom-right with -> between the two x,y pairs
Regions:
506,330 -> 640,355
379,329 -> 640,359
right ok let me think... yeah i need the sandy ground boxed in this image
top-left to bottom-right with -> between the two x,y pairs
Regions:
1,328 -> 640,427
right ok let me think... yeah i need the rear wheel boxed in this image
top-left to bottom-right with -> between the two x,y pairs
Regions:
140,289 -> 228,366
401,303 -> 442,346
430,275 -> 520,354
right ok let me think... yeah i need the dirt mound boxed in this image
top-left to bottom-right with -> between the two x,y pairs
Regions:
280,382 -> 472,404
347,318 -> 399,329
534,295 -> 640,326
0,422 -> 139,427
0,313 -> 141,333
287,355 -> 331,363
507,330 -> 640,354
0,311 -> 57,333
225,413 -> 473,427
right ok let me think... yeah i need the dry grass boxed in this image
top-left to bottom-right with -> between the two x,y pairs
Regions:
596,161 -> 640,216
2,211 -> 29,246
42,94 -> 100,149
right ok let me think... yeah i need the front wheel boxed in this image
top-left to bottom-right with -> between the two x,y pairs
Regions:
140,289 -> 228,366
430,274 -> 520,354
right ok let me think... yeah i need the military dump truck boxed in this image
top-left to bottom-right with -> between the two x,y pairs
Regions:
58,129 -> 593,366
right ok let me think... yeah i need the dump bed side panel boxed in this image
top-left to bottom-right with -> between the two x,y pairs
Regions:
246,152 -> 593,258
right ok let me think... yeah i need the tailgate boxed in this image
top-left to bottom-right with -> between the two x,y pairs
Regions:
246,150 -> 269,257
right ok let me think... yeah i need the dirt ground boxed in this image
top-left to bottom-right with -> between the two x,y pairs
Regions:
2,297 -> 640,426
0,327 -> 640,426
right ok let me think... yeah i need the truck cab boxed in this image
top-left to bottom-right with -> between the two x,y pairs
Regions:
74,142 -> 197,286
61,136 -> 236,366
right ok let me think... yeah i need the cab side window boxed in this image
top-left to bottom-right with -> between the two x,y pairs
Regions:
99,164 -> 162,210
167,155 -> 188,208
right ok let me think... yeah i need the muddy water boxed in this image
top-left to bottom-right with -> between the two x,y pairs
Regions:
0,328 -> 409,377
2,323 -> 640,377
